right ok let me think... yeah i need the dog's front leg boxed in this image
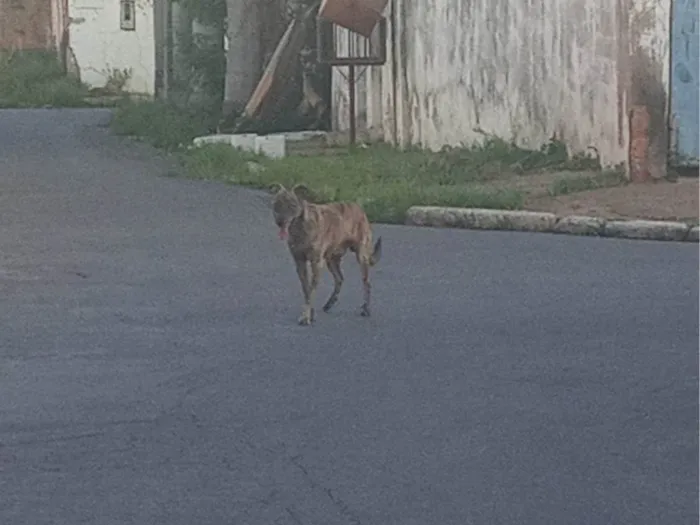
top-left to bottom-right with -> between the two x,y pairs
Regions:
299,257 -> 322,325
294,256 -> 313,325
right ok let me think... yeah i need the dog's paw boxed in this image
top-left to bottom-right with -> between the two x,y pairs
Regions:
360,304 -> 371,317
322,298 -> 337,313
298,308 -> 315,325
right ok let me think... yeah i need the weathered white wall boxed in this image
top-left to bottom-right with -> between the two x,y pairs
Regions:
50,0 -> 69,53
68,0 -> 155,94
332,0 -> 671,170
625,0 -> 671,178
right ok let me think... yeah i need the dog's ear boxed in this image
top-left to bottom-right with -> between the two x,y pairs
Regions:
268,183 -> 285,194
292,183 -> 311,202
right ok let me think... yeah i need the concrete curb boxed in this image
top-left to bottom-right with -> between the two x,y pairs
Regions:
405,206 -> 698,243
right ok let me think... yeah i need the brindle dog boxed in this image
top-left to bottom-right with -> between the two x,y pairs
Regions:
271,184 -> 382,325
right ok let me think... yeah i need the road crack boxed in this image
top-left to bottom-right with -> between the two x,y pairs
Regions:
290,455 -> 363,525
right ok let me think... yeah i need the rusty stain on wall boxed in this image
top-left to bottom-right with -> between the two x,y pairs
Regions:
332,0 -> 672,171
0,0 -> 54,50
626,0 -> 670,180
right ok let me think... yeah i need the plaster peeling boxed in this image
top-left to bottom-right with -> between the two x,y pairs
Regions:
68,0 -> 155,94
625,0 -> 671,178
332,0 -> 672,168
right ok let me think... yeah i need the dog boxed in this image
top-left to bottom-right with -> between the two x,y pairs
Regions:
271,183 -> 382,325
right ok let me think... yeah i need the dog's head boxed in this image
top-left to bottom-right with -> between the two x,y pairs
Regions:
270,183 -> 311,241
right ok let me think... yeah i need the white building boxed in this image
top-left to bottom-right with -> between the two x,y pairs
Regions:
67,0 -> 157,95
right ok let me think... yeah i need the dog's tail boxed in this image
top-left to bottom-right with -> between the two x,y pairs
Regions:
370,236 -> 382,266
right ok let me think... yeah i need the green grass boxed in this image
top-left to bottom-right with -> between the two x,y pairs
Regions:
424,137 -> 601,180
547,170 -> 627,197
183,143 -> 525,223
109,100 -> 615,224
0,51 -> 90,108
111,99 -> 214,150
679,217 -> 700,227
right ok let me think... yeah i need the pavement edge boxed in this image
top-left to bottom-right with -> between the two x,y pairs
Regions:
404,206 -> 699,243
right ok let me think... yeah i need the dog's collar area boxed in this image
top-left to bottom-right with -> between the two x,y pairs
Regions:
289,214 -> 303,228
279,211 -> 305,241
293,205 -> 306,222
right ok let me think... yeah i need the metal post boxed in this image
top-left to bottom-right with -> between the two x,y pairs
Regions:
163,0 -> 173,100
348,64 -> 356,147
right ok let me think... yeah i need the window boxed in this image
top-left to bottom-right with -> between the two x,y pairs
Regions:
120,0 -> 135,31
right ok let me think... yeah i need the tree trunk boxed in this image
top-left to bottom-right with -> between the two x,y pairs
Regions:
170,1 -> 193,105
222,0 -> 261,119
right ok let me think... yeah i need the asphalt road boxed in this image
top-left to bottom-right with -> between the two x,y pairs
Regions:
0,109 -> 697,525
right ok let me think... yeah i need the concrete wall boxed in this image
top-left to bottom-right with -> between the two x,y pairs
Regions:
68,0 -> 155,94
51,0 -> 69,53
332,0 -> 671,174
0,0 -> 57,50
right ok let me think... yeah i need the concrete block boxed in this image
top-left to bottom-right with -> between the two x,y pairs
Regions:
554,215 -> 606,236
405,207 -> 557,232
192,134 -> 235,148
604,219 -> 690,242
405,206 -> 428,226
686,226 -> 699,242
404,206 -> 467,228
230,133 -> 257,152
462,209 -> 558,232
256,134 -> 286,158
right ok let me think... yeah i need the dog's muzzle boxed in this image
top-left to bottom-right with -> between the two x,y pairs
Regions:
277,220 -> 290,240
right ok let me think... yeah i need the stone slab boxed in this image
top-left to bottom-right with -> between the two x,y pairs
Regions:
405,207 -> 557,232
603,220 -> 690,242
685,226 -> 699,242
554,215 -> 606,236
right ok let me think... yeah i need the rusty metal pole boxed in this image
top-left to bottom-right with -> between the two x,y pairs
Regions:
348,64 -> 356,147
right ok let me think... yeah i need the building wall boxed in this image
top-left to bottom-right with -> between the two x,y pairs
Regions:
0,0 -> 56,50
68,0 -> 155,94
669,0 -> 700,165
332,0 -> 671,173
51,0 -> 69,53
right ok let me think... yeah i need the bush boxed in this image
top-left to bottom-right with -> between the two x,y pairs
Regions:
0,51 -> 89,108
112,102 -> 614,224
547,170 -> 627,196
110,99 -> 214,150
183,143 -> 525,223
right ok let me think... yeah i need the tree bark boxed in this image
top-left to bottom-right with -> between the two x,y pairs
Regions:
222,0 -> 262,118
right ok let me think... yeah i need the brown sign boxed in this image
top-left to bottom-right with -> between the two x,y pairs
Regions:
318,0 -> 388,38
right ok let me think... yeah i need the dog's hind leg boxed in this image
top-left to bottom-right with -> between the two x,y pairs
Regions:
356,250 -> 372,317
322,254 -> 344,312
307,257 -> 323,323
359,263 -> 371,316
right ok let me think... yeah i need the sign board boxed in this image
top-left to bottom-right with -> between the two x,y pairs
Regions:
318,0 -> 388,38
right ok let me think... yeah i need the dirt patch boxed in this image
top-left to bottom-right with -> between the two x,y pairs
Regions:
484,170 -> 609,196
481,169 -> 698,223
524,177 -> 699,223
